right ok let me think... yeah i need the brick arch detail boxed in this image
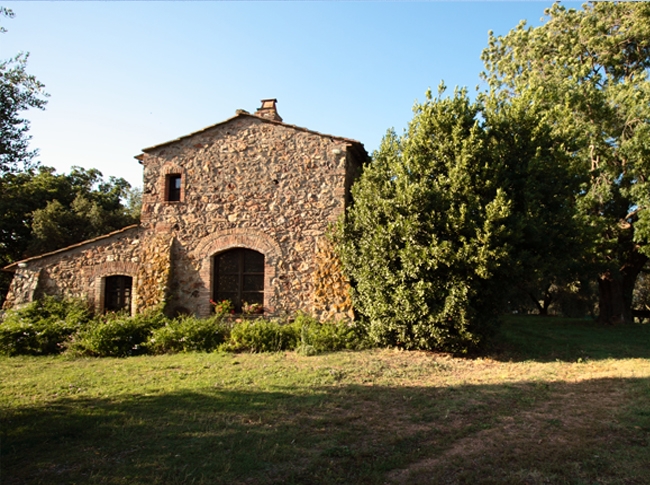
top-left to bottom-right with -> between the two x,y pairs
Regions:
89,261 -> 139,315
193,228 -> 282,264
194,229 -> 282,317
161,163 -> 184,175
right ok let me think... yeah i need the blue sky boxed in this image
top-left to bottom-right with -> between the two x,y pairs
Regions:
2,1 -> 581,188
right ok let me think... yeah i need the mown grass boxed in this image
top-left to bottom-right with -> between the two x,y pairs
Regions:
1,315 -> 649,484
496,315 -> 650,361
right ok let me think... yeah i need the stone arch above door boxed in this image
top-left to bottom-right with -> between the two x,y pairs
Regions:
193,228 -> 282,264
194,228 -> 281,316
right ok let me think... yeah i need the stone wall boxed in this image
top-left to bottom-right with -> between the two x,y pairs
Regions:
3,226 -> 172,315
139,113 -> 365,318
310,236 -> 354,322
3,267 -> 41,308
135,233 -> 173,313
4,108 -> 367,320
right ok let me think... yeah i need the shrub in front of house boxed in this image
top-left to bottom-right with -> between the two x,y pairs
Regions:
294,312 -> 368,355
0,295 -> 367,356
224,318 -> 300,353
147,315 -> 230,354
0,296 -> 92,356
222,314 -> 368,354
68,310 -> 168,357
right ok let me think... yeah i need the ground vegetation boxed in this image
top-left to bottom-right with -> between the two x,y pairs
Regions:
0,297 -> 367,357
1,315 -> 649,484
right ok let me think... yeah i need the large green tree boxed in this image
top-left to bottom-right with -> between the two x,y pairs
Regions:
0,166 -> 140,301
482,2 -> 650,323
338,85 -> 588,350
338,87 -> 512,352
484,99 -> 594,316
0,7 -> 47,173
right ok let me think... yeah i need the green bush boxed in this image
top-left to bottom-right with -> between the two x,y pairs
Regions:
222,314 -> 367,355
294,313 -> 368,355
336,89 -> 512,353
0,297 -> 365,357
224,318 -> 300,353
0,296 -> 92,356
147,315 -> 229,354
69,310 -> 167,357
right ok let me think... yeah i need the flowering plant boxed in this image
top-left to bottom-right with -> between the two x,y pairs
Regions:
210,299 -> 234,316
242,301 -> 264,315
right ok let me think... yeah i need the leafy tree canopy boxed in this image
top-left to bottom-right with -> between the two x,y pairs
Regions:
481,2 -> 650,323
0,7 -> 48,173
483,97 -> 595,317
338,87 -> 512,352
338,82 -> 590,351
27,166 -> 140,256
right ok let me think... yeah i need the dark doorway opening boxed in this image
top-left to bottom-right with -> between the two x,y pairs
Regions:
213,248 -> 264,313
104,275 -> 133,314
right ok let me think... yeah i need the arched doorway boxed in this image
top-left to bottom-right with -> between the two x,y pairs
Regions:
213,248 -> 264,313
104,275 -> 133,314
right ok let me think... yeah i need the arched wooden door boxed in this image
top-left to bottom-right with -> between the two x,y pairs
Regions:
213,248 -> 264,312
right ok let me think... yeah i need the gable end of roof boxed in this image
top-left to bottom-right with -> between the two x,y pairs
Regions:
136,112 -> 367,158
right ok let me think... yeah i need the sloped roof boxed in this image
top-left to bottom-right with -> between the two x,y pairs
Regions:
3,224 -> 141,272
136,111 -> 368,161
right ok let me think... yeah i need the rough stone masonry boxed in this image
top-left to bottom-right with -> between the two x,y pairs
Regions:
3,100 -> 368,321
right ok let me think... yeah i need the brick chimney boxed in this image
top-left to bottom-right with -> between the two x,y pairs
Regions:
255,98 -> 283,122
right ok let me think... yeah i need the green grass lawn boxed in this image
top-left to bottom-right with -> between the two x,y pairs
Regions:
1,316 -> 650,484
495,315 -> 650,362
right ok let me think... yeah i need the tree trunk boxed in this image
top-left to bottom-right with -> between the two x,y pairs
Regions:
597,272 -> 626,324
528,292 -> 545,315
528,287 -> 553,316
598,251 -> 648,324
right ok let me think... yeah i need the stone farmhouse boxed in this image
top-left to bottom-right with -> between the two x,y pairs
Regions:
3,100 -> 368,321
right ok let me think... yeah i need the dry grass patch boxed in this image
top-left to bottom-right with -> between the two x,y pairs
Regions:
388,377 -> 640,484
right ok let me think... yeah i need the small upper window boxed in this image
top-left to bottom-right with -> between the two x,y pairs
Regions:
166,174 -> 182,201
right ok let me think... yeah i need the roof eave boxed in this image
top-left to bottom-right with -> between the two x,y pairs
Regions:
134,112 -> 367,158
3,224 -> 141,272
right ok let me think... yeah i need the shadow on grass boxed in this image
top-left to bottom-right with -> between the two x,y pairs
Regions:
2,376 -> 650,484
489,315 -> 650,362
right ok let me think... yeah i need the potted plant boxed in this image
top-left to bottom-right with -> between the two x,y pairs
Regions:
242,301 -> 264,315
210,299 -> 235,316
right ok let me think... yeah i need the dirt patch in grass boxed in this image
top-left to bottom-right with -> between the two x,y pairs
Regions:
387,378 -> 638,484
